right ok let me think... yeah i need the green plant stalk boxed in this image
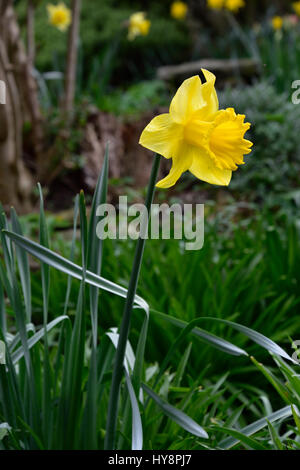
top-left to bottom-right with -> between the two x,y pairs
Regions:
104,153 -> 161,450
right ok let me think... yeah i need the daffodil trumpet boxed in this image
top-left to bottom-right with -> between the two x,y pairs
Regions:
140,70 -> 252,189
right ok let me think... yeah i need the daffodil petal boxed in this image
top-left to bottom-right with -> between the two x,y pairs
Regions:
156,150 -> 193,188
169,76 -> 203,124
188,146 -> 232,186
169,71 -> 218,124
47,5 -> 55,14
139,114 -> 182,159
199,69 -> 219,117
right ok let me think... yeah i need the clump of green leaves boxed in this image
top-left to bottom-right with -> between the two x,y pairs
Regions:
1,148 -> 300,450
97,80 -> 169,118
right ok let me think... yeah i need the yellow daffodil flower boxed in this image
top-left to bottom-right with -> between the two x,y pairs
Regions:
47,3 -> 71,32
207,0 -> 224,10
224,0 -> 245,13
128,12 -> 151,41
293,1 -> 300,16
271,16 -> 283,31
171,1 -> 188,20
139,70 -> 252,188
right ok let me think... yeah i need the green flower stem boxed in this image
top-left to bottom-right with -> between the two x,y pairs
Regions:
104,153 -> 161,450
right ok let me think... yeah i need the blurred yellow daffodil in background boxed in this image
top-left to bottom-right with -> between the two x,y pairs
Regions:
224,0 -> 245,13
139,70 -> 252,188
171,1 -> 188,20
271,16 -> 283,31
128,12 -> 151,41
293,1 -> 300,16
207,0 -> 224,10
47,2 -> 71,32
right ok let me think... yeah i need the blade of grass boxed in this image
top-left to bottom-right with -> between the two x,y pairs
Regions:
2,230 -> 148,312
218,405 -> 294,449
291,406 -> 300,434
82,148 -> 108,449
37,183 -> 51,447
142,383 -> 208,439
63,194 -> 79,316
0,255 -> 38,438
62,192 -> 87,449
201,317 -> 294,363
9,323 -> 36,352
0,281 -> 6,336
250,356 -> 293,404
266,419 -> 284,450
0,211 -> 13,279
151,310 -> 248,357
125,371 -> 143,450
11,316 -> 69,364
173,343 -> 192,388
105,154 -> 161,450
87,144 -> 109,342
213,425 -> 269,450
132,308 -> 149,396
0,327 -> 28,435
10,208 -> 31,323
0,341 -> 5,365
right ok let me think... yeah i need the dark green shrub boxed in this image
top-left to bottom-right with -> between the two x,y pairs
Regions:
219,82 -> 300,200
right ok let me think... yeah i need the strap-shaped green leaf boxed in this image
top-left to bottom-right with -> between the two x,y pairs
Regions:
3,230 -> 149,313
142,383 -> 208,439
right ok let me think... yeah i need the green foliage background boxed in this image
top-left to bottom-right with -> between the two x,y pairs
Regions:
2,0 -> 299,451
219,82 -> 300,200
16,0 -> 190,82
